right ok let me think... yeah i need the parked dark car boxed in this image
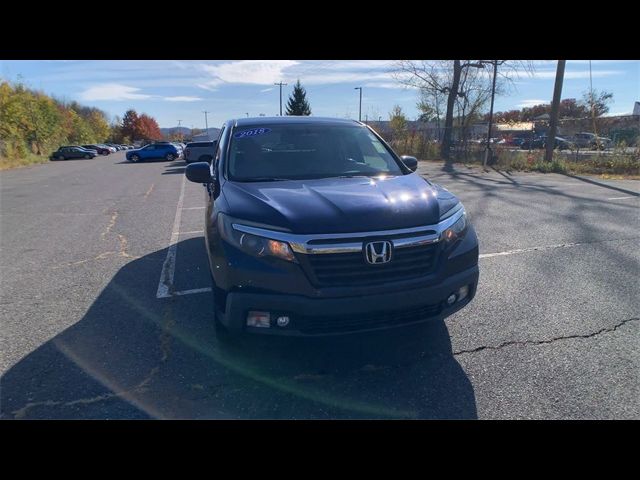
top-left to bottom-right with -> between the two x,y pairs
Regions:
184,117 -> 479,337
184,141 -> 217,164
126,143 -> 181,162
82,144 -> 111,155
520,135 -> 573,150
50,146 -> 98,160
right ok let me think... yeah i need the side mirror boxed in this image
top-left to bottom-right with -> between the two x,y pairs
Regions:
185,162 -> 212,183
401,155 -> 418,172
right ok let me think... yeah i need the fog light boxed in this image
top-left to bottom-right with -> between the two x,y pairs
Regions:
246,311 -> 270,328
276,316 -> 290,327
458,285 -> 469,301
446,293 -> 457,306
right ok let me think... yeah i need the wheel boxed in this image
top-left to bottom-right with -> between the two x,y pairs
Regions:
102,151 -> 109,156
130,154 -> 140,163
84,154 -> 91,159
57,155 -> 65,161
166,153 -> 175,161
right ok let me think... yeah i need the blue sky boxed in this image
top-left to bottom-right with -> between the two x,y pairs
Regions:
1,60 -> 638,129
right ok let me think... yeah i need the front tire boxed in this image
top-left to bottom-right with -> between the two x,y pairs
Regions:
84,154 -> 91,159
57,155 -> 65,161
130,154 -> 140,163
166,153 -> 176,161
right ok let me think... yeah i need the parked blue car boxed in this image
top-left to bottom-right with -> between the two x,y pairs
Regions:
126,143 -> 181,162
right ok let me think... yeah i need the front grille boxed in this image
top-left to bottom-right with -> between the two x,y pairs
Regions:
297,302 -> 442,334
303,243 -> 439,287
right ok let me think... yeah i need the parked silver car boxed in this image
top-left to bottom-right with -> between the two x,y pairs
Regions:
573,132 -> 612,150
184,141 -> 217,164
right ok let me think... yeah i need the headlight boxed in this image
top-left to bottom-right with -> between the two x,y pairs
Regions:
218,214 -> 297,262
440,207 -> 467,244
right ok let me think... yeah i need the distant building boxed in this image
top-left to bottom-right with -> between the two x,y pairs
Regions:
633,102 -> 640,116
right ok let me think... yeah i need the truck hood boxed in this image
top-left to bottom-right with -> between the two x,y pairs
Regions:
222,173 -> 456,234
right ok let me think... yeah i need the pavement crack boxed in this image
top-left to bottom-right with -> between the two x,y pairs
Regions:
101,210 -> 118,239
453,317 -> 639,356
117,234 -> 139,259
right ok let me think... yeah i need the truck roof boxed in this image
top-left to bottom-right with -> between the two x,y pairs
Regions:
233,116 -> 362,127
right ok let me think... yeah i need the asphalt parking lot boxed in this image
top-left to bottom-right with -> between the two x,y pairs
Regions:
0,152 -> 638,419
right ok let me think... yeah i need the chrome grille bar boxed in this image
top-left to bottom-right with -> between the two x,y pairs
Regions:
232,204 -> 464,254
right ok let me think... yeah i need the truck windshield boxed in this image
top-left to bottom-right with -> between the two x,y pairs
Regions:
227,124 -> 404,181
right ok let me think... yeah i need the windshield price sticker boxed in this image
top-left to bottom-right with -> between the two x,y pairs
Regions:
234,128 -> 271,138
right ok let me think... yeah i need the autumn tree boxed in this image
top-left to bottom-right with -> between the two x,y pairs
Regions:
121,109 -> 141,141
137,114 -> 163,141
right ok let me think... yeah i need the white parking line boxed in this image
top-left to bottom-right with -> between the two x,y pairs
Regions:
178,230 -> 204,235
156,175 -> 186,299
182,206 -> 205,210
607,196 -> 637,201
173,287 -> 212,296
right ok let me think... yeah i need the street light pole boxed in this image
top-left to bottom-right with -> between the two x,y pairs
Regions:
354,87 -> 362,121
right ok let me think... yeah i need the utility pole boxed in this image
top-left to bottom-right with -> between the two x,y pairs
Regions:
202,111 -> 210,138
545,60 -> 566,163
483,60 -> 499,167
274,82 -> 287,116
589,60 -> 599,140
354,87 -> 362,121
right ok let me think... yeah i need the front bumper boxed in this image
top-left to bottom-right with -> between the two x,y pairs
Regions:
219,264 -> 479,336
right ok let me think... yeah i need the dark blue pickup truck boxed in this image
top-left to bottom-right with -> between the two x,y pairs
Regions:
185,117 -> 479,337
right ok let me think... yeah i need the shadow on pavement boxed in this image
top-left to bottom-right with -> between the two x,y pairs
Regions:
0,238 -> 476,419
162,163 -> 187,175
560,172 -> 640,197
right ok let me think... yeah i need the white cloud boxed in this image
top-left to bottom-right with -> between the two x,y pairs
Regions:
517,99 -> 549,108
531,70 -> 624,80
196,83 -> 218,92
79,83 -> 152,101
164,96 -> 202,102
198,60 -> 299,89
363,82 -> 418,90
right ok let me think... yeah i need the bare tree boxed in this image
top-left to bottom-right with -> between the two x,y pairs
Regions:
393,60 -> 534,161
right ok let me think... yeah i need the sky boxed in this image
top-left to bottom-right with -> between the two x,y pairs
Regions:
1,60 -> 638,129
